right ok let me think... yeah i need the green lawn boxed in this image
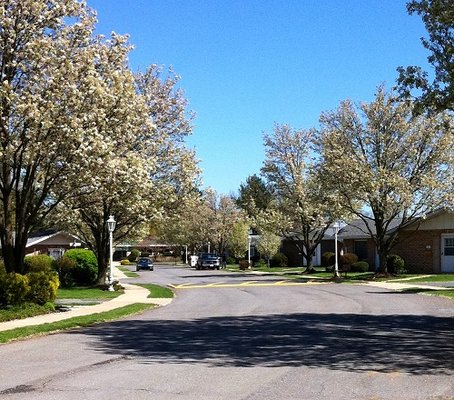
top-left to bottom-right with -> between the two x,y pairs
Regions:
0,303 -> 55,323
393,274 -> 454,283
0,303 -> 155,344
138,284 -> 174,298
401,288 -> 454,299
118,266 -> 139,278
57,287 -> 123,300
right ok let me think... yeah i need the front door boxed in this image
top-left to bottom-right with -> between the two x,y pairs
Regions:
441,235 -> 454,272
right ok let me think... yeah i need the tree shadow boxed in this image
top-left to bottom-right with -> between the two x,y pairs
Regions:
79,312 -> 453,374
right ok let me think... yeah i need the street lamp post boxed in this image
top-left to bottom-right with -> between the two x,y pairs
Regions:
107,215 -> 116,291
208,241 -> 211,253
248,233 -> 252,267
333,221 -> 340,278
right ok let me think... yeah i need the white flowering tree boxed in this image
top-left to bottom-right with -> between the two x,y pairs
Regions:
227,221 -> 249,260
157,189 -> 246,258
261,124 -> 345,271
0,0 -> 115,273
256,231 -> 281,267
319,87 -> 454,273
58,63 -> 199,284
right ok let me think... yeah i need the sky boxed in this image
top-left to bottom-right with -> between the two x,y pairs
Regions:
86,0 -> 430,195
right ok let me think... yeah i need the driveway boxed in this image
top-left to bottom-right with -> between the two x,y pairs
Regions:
0,264 -> 452,399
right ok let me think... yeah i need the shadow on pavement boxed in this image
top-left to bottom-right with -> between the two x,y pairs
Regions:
80,312 -> 453,374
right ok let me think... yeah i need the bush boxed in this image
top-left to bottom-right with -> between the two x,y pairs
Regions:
239,260 -> 250,270
226,257 -> 236,265
254,259 -> 267,269
321,252 -> 335,268
120,259 -> 131,265
271,252 -> 288,268
24,254 -> 53,273
64,249 -> 98,286
128,249 -> 140,262
0,273 -> 29,306
339,253 -> 358,267
387,254 -> 406,274
0,261 -> 6,276
52,257 -> 77,288
27,271 -> 59,305
351,261 -> 369,272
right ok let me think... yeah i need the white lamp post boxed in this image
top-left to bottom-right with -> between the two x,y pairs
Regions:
185,245 -> 188,264
248,232 -> 252,267
207,241 -> 211,253
333,221 -> 340,278
107,215 -> 116,291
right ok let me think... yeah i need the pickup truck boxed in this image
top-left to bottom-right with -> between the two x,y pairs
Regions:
196,253 -> 221,270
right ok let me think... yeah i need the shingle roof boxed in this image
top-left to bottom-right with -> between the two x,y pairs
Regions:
338,218 -> 403,239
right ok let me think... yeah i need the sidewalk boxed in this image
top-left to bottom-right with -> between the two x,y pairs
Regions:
0,266 -> 173,332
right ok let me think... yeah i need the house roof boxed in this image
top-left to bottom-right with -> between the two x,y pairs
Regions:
26,230 -> 81,247
136,237 -> 172,248
338,218 -> 403,240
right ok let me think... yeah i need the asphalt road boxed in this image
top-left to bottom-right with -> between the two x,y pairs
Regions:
0,264 -> 453,400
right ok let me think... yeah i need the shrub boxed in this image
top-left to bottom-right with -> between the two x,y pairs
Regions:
27,271 -> 59,305
226,256 -> 236,265
128,249 -> 140,262
271,252 -> 288,268
52,257 -> 77,288
0,261 -> 5,276
64,249 -> 98,286
239,260 -> 250,270
321,252 -> 335,268
24,254 -> 53,273
339,253 -> 358,267
120,259 -> 131,266
351,261 -> 369,272
0,273 -> 29,306
254,259 -> 267,269
387,254 -> 406,274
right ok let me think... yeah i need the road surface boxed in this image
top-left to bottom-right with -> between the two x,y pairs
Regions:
0,264 -> 452,399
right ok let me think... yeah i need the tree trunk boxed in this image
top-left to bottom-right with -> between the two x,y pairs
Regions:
0,220 -> 28,274
94,230 -> 109,286
301,244 -> 315,274
302,251 -> 316,273
376,246 -> 389,274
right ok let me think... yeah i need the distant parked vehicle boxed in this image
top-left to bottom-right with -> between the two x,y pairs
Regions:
196,253 -> 221,270
136,257 -> 154,271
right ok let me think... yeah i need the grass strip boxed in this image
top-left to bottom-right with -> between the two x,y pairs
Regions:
401,288 -> 454,299
0,303 -> 155,344
57,287 -> 123,300
118,266 -> 139,278
138,284 -> 174,298
394,274 -> 454,283
0,303 -> 55,323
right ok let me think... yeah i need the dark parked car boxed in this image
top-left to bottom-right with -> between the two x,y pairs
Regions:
136,257 -> 154,271
196,253 -> 221,270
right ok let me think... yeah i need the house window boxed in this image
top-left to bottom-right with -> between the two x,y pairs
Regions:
444,238 -> 454,256
48,248 -> 64,260
354,240 -> 368,261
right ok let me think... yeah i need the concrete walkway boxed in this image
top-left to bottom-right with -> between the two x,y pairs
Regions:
0,266 -> 173,332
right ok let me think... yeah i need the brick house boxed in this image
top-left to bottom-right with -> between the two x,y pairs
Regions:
339,209 -> 454,273
26,230 -> 83,259
392,210 -> 454,273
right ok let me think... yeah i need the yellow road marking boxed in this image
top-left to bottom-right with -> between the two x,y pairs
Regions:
171,281 -> 326,289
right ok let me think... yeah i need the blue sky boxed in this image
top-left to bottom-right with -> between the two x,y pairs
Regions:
86,0 -> 430,195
